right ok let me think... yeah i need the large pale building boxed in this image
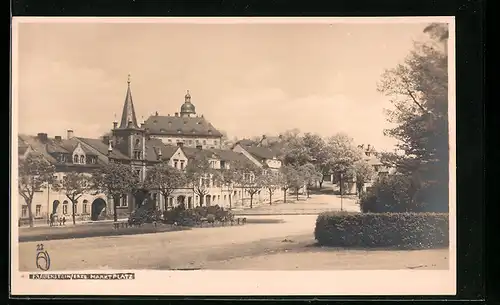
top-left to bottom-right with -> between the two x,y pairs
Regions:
143,90 -> 223,149
17,77 -> 277,226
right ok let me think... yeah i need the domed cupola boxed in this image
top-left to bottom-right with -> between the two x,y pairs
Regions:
180,90 -> 196,117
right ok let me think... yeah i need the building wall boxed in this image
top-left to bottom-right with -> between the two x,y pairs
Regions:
150,135 -> 222,149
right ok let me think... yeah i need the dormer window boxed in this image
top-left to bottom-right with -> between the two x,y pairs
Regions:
160,129 -> 166,133
73,155 -> 78,163
177,129 -> 182,134
80,155 -> 85,164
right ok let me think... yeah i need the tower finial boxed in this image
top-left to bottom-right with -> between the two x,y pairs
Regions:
127,73 -> 131,85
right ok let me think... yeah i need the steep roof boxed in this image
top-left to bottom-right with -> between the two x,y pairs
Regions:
77,137 -> 129,160
144,115 -> 222,137
241,145 -> 278,161
118,76 -> 139,129
145,138 -> 179,162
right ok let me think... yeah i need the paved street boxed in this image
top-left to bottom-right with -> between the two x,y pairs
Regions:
18,194 -> 446,271
19,214 -> 318,271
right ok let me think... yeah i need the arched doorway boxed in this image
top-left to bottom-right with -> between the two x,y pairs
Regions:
52,200 -> 60,215
177,195 -> 186,208
91,198 -> 106,221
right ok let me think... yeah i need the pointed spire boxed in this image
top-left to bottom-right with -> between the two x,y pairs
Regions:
118,74 -> 139,129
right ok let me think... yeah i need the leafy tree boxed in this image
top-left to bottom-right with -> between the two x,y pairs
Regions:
326,133 -> 364,195
144,162 -> 186,210
18,154 -> 57,227
353,159 -> 376,197
283,136 -> 311,167
377,23 -> 448,211
300,163 -> 322,198
233,161 -> 263,209
301,133 -> 331,188
220,167 -> 238,209
91,162 -> 139,222
54,172 -> 91,225
185,154 -> 214,207
260,170 -> 283,205
280,165 -> 296,203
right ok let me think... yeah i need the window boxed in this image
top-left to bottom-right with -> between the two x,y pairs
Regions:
180,160 -> 185,170
188,140 -> 193,145
80,155 -> 85,164
203,140 -> 207,145
135,139 -> 140,148
22,206 -> 28,218
220,160 -> 226,169
196,140 -> 200,144
224,195 -> 227,201
169,197 -> 173,207
35,205 -> 41,217
83,200 -> 88,214
168,139 -> 172,143
121,196 -> 128,207
73,155 -> 78,163
217,195 -> 220,202
63,201 -> 68,214
174,159 -> 178,169
214,140 -> 218,145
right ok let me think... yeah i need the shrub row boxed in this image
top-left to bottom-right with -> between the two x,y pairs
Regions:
314,212 -> 449,249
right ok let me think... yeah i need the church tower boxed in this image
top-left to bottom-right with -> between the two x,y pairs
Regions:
180,90 -> 196,118
111,74 -> 147,165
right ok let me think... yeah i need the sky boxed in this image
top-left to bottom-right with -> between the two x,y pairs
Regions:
15,19 -> 432,152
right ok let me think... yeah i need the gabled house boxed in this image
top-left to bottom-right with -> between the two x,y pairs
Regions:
232,143 -> 282,171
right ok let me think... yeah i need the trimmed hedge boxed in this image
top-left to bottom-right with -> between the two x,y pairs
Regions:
314,212 -> 449,249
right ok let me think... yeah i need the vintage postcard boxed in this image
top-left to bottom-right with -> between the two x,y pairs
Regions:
11,17 -> 456,296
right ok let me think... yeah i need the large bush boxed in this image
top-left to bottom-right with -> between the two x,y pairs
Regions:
360,173 -> 448,213
163,205 -> 233,227
360,174 -> 415,213
314,212 -> 449,249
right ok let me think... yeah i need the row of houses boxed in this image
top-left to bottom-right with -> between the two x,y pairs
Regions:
17,77 -> 285,223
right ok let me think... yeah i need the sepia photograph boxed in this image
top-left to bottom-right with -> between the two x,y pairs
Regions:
11,17 -> 455,295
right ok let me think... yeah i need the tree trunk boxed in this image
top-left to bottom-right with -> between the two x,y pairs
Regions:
269,191 -> 272,205
283,189 -> 287,203
113,199 -> 118,222
319,177 -> 324,189
229,191 -> 232,209
72,201 -> 76,225
199,194 -> 204,207
27,198 -> 34,227
250,195 -> 253,209
296,188 -> 299,201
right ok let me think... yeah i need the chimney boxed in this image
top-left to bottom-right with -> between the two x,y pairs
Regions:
367,144 -> 371,150
54,136 -> 62,142
37,133 -> 48,142
177,141 -> 184,148
107,141 -> 113,155
103,136 -> 110,144
67,129 -> 74,139
175,112 -> 179,117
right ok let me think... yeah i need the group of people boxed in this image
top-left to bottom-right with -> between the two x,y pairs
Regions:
48,213 -> 66,227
